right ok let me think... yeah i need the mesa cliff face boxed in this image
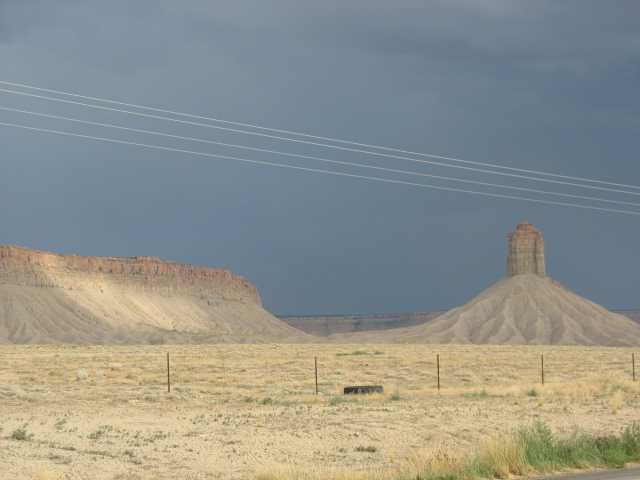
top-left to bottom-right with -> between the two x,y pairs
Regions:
0,246 -> 310,344
0,245 -> 259,301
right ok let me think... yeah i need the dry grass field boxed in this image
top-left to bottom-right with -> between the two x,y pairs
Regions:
0,344 -> 638,479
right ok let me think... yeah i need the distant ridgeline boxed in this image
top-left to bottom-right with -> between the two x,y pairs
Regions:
280,310 -> 640,336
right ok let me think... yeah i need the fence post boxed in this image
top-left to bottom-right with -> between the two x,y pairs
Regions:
541,354 -> 545,386
437,354 -> 440,391
167,353 -> 171,393
315,356 -> 318,394
222,355 -> 226,380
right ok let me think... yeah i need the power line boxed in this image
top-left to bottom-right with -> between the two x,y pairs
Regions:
2,79 -> 638,191
2,106 -> 638,208
2,87 -> 639,198
1,121 -> 638,216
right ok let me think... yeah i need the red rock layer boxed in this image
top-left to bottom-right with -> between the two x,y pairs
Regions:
0,245 -> 260,302
506,222 -> 546,277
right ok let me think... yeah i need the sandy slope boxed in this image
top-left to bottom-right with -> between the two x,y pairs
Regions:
325,274 -> 640,346
0,284 -> 311,344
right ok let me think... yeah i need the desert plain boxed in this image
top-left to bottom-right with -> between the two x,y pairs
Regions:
0,343 -> 638,480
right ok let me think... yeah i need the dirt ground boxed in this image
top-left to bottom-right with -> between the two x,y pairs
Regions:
0,344 -> 638,479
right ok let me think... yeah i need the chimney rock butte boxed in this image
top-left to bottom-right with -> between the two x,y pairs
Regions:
507,222 -> 546,277
324,222 -> 640,346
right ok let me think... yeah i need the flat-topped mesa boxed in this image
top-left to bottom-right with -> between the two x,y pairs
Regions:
0,245 -> 260,302
506,222 -> 546,277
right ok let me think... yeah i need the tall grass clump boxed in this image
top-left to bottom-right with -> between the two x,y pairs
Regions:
253,464 -> 315,480
472,435 -> 525,478
516,422 -> 600,473
609,389 -> 625,414
515,421 -> 640,475
398,448 -> 470,480
253,422 -> 640,480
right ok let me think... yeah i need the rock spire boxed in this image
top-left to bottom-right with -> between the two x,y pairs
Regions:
506,222 -> 546,277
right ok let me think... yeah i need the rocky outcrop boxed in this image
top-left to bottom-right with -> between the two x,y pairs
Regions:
324,223 -> 640,346
326,275 -> 640,346
0,246 -> 310,344
507,222 -> 546,277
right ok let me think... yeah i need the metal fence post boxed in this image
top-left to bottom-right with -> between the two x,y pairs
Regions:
167,353 -> 171,393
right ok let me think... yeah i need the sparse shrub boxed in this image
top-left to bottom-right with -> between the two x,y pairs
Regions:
389,394 -> 402,401
354,445 -> 377,452
336,350 -> 368,356
329,396 -> 357,406
610,389 -> 624,414
89,425 -> 113,440
261,397 -> 274,405
10,425 -> 32,441
54,418 -> 67,430
75,369 -> 88,382
465,389 -> 488,399
244,396 -> 255,403
86,450 -> 114,457
526,388 -> 539,397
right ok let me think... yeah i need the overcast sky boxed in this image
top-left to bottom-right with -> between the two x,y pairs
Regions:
1,0 -> 638,315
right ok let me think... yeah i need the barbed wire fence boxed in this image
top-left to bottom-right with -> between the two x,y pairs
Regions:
0,349 -> 636,397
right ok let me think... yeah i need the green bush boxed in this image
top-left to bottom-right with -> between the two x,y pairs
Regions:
10,426 -> 32,441
620,423 -> 640,461
354,445 -> 377,453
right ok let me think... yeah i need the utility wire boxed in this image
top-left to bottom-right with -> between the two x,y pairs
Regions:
1,87 -> 638,198
2,106 -> 638,208
2,79 -> 638,191
1,121 -> 638,216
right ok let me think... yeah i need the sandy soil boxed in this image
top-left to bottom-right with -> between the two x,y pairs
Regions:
0,344 -> 638,480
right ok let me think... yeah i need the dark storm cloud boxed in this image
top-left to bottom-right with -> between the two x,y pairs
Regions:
0,0 -> 638,315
